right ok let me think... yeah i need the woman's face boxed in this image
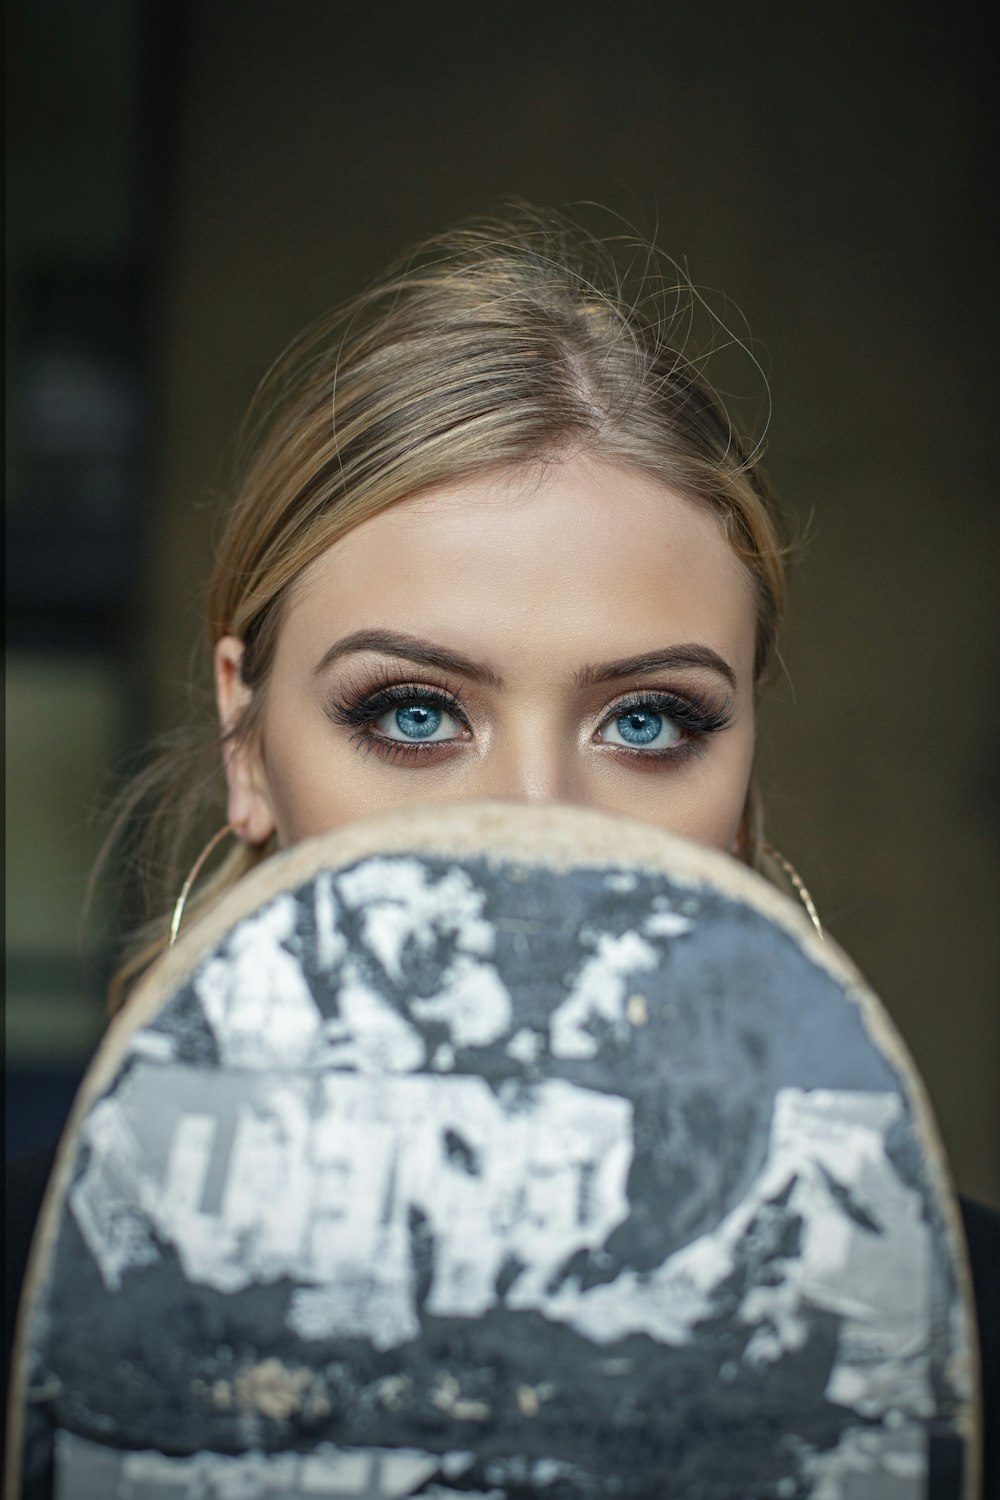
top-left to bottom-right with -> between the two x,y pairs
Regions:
216,454 -> 759,855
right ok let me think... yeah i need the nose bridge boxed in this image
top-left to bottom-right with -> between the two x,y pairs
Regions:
483,709 -> 580,804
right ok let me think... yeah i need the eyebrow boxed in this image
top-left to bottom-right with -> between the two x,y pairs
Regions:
575,645 -> 738,692
314,628 -> 738,692
314,629 -> 505,687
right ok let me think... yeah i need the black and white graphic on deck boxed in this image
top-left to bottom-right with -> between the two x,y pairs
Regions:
25,852 -> 973,1499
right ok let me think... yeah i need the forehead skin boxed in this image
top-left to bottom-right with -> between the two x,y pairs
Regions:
290,456 -> 756,672
253,453 -> 759,849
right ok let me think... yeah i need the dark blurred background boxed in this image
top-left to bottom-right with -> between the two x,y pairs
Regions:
6,2 -> 998,1206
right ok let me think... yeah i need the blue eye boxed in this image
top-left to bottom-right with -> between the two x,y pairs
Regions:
602,708 -> 682,750
376,700 -> 461,742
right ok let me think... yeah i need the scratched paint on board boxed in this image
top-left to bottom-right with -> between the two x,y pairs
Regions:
146,860 -> 699,1076
52,1426 -> 932,1500
24,852 -> 973,1497
71,1068 -> 635,1337
68,1065 -> 930,1391
53,1432 -> 489,1499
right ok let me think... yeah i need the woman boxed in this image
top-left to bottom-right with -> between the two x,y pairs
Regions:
113,207 -> 800,1000
7,208 -> 997,1484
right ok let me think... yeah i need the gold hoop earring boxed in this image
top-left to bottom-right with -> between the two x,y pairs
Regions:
760,841 -> 824,941
169,822 -> 244,945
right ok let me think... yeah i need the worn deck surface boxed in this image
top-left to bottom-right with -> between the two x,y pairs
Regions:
7,803 -> 980,1498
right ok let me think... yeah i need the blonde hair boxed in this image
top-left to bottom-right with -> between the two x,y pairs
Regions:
105,208 -> 788,1009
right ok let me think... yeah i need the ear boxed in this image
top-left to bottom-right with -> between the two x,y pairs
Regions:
214,636 -> 278,845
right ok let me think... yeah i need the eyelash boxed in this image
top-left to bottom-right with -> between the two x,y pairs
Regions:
324,670 -> 731,767
601,690 -> 732,764
325,676 -> 473,763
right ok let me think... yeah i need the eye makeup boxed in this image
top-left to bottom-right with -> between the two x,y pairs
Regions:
594,688 -> 733,769
323,661 -> 733,771
323,665 -> 472,762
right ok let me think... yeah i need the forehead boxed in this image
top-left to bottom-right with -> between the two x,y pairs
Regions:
287,456 -> 757,677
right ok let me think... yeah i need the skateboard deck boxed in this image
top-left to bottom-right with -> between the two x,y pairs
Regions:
6,802 -> 981,1498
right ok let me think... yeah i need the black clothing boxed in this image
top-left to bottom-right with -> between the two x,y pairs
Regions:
5,1144 -> 999,1495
